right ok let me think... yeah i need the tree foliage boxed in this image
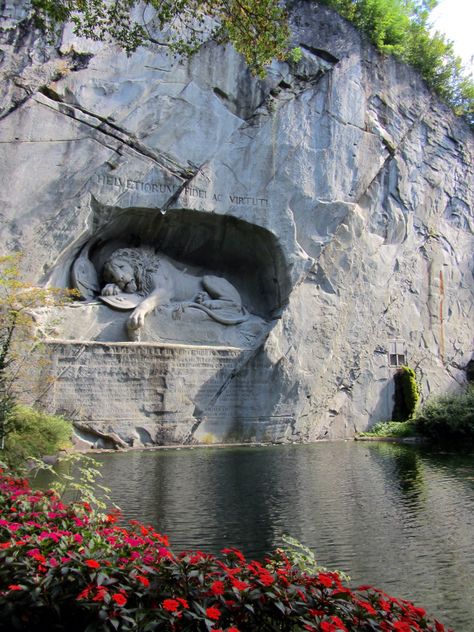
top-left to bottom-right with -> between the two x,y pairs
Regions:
30,0 -> 291,77
0,254 -> 72,450
1,405 -> 71,470
319,0 -> 473,124
30,0 -> 473,122
415,386 -> 474,440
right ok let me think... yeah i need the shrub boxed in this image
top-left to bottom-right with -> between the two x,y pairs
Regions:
414,386 -> 474,440
392,366 -> 420,421
359,420 -> 418,438
0,470 -> 450,631
1,405 -> 72,469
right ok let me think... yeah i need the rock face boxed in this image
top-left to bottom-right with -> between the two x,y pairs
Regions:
0,0 -> 472,446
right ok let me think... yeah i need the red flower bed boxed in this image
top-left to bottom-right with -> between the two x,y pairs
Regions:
0,470 -> 451,631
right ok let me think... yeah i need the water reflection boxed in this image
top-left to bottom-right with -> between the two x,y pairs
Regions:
49,441 -> 474,630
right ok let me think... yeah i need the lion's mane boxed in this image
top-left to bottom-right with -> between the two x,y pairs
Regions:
103,247 -> 160,296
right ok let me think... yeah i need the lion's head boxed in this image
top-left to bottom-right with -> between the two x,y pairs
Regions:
103,247 -> 160,296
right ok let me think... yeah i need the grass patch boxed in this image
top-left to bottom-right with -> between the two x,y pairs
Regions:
358,420 -> 418,438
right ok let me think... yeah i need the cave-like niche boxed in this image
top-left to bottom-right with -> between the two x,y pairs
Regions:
57,208 -> 291,347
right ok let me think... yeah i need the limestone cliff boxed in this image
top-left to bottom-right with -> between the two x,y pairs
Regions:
0,0 -> 472,445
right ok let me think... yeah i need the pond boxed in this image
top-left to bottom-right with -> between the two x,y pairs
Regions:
58,441 -> 474,630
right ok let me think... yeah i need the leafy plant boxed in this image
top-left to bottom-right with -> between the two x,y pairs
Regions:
0,469 -> 450,631
26,0 -> 474,120
414,386 -> 474,440
30,453 -> 113,512
30,0 -> 291,77
0,254 -> 74,452
278,534 -> 351,583
1,405 -> 71,470
359,419 -> 418,438
319,0 -> 473,125
392,366 -> 420,421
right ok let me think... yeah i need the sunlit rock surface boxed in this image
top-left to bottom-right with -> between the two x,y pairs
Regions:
0,0 -> 472,445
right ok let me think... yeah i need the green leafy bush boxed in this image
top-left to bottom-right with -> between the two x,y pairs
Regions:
359,420 -> 418,438
392,366 -> 420,421
414,386 -> 474,440
0,470 -> 450,631
319,0 -> 473,125
2,405 -> 71,469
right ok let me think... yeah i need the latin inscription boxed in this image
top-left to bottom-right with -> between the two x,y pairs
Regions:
45,342 -> 246,422
96,174 -> 268,207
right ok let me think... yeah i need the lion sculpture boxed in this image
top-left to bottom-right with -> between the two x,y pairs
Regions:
99,247 -> 249,336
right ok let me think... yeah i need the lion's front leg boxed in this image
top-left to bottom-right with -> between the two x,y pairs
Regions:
126,289 -> 168,335
128,304 -> 149,331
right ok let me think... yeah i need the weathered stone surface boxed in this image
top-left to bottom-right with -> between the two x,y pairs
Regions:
1,0 -> 472,444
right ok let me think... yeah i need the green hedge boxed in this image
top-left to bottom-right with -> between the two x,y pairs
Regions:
319,0 -> 473,125
415,386 -> 474,440
1,405 -> 72,469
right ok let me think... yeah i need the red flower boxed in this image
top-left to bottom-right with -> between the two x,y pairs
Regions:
222,548 -> 245,562
330,616 -> 348,631
85,559 -> 100,569
258,571 -> 274,586
77,586 -> 92,600
379,598 -> 392,612
105,512 -> 119,524
393,623 -> 411,632
206,606 -> 221,621
163,599 -> 180,612
411,606 -> 426,618
211,580 -> 225,595
27,549 -> 47,564
92,586 -> 108,602
357,600 -> 377,615
318,573 -> 333,588
176,597 -> 189,609
231,578 -> 250,591
112,593 -> 127,606
137,575 -> 150,587
155,533 -> 170,547
8,585 -> 22,591
320,622 -> 337,632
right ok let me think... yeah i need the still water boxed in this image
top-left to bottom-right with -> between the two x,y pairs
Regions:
80,442 -> 473,630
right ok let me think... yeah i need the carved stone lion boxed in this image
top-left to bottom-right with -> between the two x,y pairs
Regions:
99,247 -> 249,336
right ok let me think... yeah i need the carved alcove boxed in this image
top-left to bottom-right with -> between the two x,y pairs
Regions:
42,206 -> 292,348
84,207 -> 291,319
37,207 -> 294,446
